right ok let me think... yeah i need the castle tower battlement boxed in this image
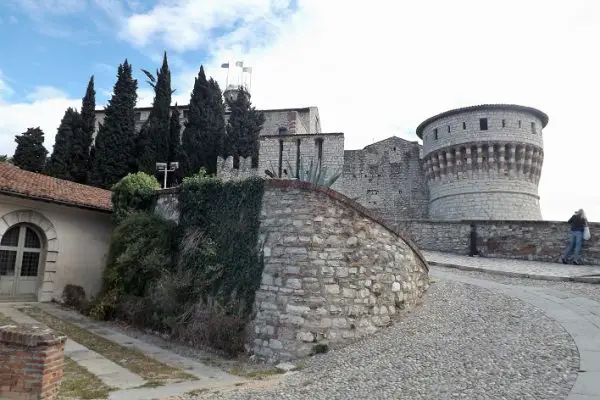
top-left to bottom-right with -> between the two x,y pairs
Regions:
216,156 -> 259,181
416,104 -> 548,220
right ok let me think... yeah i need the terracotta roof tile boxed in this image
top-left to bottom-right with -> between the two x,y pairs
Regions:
0,163 -> 112,212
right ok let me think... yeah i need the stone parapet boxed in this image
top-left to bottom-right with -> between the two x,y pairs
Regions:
397,219 -> 600,265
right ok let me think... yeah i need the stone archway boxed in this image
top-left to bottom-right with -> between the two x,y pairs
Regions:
0,210 -> 59,302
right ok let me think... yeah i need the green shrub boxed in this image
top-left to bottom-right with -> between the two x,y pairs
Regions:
111,172 -> 161,223
90,172 -> 265,357
312,343 -> 329,355
90,212 -> 178,320
61,284 -> 86,310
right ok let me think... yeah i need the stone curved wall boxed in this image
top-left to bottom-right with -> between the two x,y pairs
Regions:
250,180 -> 429,363
419,107 -> 545,220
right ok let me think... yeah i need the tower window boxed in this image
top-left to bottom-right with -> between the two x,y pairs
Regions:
479,118 -> 488,130
502,119 -> 506,128
433,128 -> 438,140
295,139 -> 301,178
315,138 -> 324,166
447,125 -> 451,133
278,127 -> 288,135
134,111 -> 142,121
531,122 -> 536,134
462,122 -> 466,130
518,120 -> 522,128
278,140 -> 284,178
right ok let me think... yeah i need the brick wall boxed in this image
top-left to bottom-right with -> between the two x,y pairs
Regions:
0,323 -> 66,400
397,219 -> 600,265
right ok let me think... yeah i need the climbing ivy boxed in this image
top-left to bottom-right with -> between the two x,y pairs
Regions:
178,175 -> 265,318
111,172 -> 161,223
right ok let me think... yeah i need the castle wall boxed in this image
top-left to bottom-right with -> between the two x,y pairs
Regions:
257,133 -> 345,182
251,180 -> 429,363
397,219 -> 600,266
419,107 -> 545,220
335,137 -> 429,224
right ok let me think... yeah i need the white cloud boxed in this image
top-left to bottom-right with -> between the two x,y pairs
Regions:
0,80 -> 78,156
25,86 -> 68,101
120,0 -> 293,52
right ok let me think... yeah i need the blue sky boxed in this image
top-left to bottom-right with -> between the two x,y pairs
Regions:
1,0 -> 600,221
0,0 -> 298,107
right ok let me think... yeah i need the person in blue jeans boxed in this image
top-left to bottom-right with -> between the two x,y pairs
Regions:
561,209 -> 588,265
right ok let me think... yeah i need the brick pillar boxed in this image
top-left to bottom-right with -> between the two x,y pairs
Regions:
0,323 -> 67,400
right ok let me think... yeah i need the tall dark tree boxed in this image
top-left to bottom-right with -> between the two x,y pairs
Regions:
44,108 -> 81,179
224,86 -> 265,168
12,127 -> 48,173
181,66 -> 226,176
167,104 -> 183,186
45,77 -> 95,183
89,60 -> 138,189
136,52 -> 172,174
73,75 -> 96,183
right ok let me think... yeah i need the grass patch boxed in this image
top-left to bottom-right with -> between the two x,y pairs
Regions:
0,311 -> 14,325
18,307 -> 195,385
228,367 -> 285,380
59,357 -> 113,400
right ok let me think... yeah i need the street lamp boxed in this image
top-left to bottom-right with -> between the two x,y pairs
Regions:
156,162 -> 179,189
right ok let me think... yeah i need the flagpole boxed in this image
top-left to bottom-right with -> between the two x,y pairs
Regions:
226,64 -> 230,88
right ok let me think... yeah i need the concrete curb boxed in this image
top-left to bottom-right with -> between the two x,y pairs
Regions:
427,261 -> 600,284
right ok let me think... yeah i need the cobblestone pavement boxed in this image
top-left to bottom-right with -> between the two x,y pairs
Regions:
425,251 -> 600,282
182,275 -> 580,400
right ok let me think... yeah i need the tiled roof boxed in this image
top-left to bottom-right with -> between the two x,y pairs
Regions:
0,163 -> 112,212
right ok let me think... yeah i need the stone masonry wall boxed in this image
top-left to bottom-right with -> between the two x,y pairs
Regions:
154,181 -> 430,364
397,219 -> 600,265
336,137 -> 429,224
0,323 -> 66,400
250,180 -> 429,363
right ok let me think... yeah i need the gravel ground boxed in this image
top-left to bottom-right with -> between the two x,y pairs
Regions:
183,279 -> 579,400
430,265 -> 600,301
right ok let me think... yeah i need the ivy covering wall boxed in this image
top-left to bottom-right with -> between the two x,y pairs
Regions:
87,171 -> 266,355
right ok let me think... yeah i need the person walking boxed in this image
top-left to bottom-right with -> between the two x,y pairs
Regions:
561,209 -> 588,265
469,223 -> 481,257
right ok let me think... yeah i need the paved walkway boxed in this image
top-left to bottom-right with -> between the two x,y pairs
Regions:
431,267 -> 600,400
425,251 -> 600,283
34,303 -> 247,400
0,304 -> 147,390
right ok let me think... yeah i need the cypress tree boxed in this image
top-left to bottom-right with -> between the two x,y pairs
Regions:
89,60 -> 138,189
72,75 -> 96,184
45,108 -> 81,179
224,87 -> 265,168
12,127 -> 48,173
167,105 -> 183,186
181,66 -> 226,176
136,52 -> 172,174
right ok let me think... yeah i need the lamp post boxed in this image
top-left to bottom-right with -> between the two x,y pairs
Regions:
156,162 -> 179,189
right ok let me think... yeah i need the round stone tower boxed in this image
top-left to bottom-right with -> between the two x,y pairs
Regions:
416,104 -> 548,220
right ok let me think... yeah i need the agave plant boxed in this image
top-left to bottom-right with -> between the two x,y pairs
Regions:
265,156 -> 342,188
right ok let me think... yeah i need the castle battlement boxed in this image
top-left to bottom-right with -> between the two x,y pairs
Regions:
217,156 -> 260,181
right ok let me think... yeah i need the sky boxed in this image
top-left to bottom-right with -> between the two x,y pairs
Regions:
0,0 -> 599,221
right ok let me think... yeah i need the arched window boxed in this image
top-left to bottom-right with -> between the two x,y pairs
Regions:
0,225 -> 43,297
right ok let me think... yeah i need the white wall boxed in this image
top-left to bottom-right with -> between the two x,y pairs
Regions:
0,194 -> 113,302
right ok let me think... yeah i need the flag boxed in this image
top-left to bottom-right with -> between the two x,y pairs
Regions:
235,61 -> 244,67
243,67 -> 252,73
221,63 -> 229,68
